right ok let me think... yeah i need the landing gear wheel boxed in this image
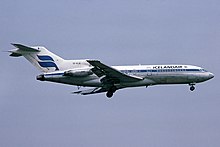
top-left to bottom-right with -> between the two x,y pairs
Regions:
106,91 -> 113,98
106,86 -> 117,98
190,85 -> 195,91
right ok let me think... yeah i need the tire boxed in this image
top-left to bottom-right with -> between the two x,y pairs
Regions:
106,91 -> 113,98
190,86 -> 195,91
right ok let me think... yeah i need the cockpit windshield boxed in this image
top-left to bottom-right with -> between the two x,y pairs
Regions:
200,69 -> 208,72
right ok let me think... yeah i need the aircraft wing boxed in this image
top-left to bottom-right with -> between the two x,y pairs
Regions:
73,87 -> 107,95
87,60 -> 143,83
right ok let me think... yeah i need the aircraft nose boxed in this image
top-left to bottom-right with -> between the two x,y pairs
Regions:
208,72 -> 214,79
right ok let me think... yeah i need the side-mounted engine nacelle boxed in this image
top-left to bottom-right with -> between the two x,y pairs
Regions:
64,69 -> 93,77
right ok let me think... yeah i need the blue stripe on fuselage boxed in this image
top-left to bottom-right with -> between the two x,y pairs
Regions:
120,69 -> 201,73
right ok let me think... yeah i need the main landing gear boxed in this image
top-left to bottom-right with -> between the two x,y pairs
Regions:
106,86 -> 117,98
106,91 -> 113,98
189,84 -> 195,91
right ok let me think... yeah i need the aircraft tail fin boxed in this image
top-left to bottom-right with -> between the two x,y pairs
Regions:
9,43 -> 64,72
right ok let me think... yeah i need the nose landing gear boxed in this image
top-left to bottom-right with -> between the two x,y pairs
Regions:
189,84 -> 195,91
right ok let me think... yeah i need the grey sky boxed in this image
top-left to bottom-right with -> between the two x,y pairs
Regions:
1,0 -> 220,146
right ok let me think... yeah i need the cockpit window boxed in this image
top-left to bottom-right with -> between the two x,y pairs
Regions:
200,69 -> 208,72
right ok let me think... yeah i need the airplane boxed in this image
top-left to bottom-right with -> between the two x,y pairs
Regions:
8,43 -> 214,98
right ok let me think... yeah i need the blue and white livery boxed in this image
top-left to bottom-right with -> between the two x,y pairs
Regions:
9,44 -> 214,98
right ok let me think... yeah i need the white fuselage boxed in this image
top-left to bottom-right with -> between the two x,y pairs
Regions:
40,64 -> 214,89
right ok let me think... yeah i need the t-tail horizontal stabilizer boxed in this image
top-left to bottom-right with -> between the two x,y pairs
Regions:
9,43 -> 40,57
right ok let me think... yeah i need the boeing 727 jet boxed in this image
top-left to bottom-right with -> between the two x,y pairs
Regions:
8,44 -> 214,98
